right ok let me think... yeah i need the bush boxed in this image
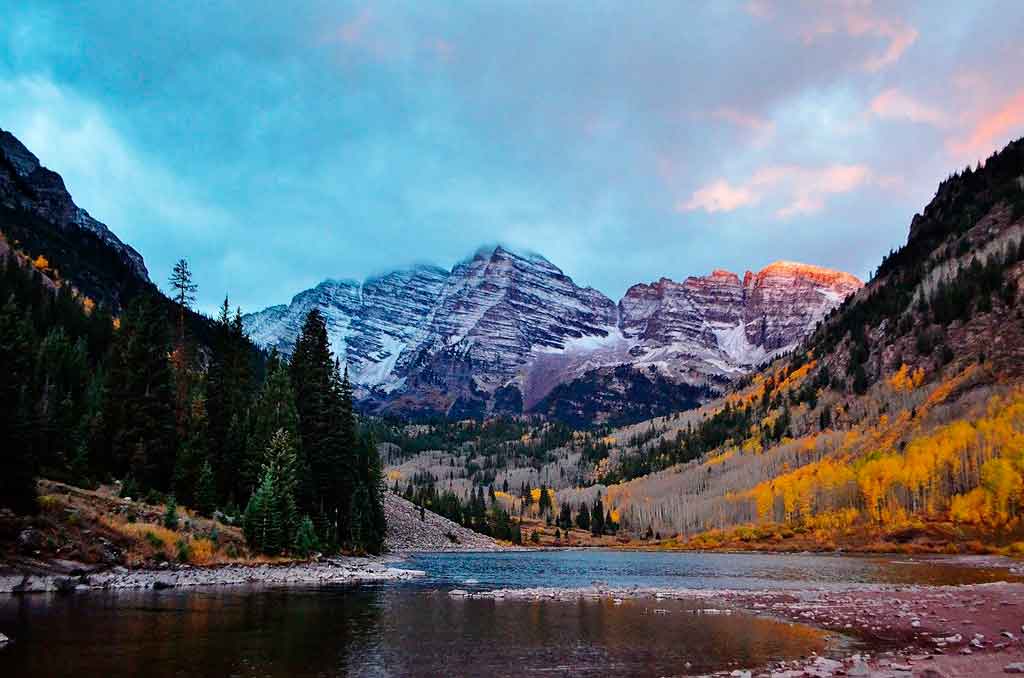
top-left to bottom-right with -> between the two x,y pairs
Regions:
145,531 -> 165,549
176,539 -> 190,563
294,516 -> 319,557
163,497 -> 179,530
188,538 -> 215,565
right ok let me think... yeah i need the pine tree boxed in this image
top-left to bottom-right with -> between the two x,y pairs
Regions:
106,293 -> 177,492
195,460 -> 217,517
246,351 -> 299,498
243,429 -> 300,555
538,484 -> 553,515
164,496 -> 179,530
590,496 -> 605,536
206,296 -> 255,505
294,515 -> 319,557
575,502 -> 590,531
354,433 -> 386,554
0,297 -> 38,514
167,258 -> 197,347
243,474 -> 273,553
290,310 -> 337,542
173,392 -> 209,506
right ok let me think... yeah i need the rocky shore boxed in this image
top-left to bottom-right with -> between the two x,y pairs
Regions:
450,582 -> 1024,677
0,555 -> 424,594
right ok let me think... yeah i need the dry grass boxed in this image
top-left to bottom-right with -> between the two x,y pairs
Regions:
20,479 -> 274,568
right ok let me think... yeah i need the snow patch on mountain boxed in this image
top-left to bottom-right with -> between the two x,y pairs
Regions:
244,248 -> 862,419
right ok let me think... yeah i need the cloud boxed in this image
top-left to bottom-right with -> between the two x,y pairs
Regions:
681,164 -> 874,218
869,88 -> 947,126
844,8 -> 918,72
758,0 -> 918,72
680,180 -> 757,214
0,76 -> 229,239
946,90 -> 1024,161
709,107 -> 776,144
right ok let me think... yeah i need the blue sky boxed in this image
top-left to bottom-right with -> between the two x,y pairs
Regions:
1,1 -> 1023,314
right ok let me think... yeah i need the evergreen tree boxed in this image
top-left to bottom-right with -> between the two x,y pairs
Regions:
164,496 -> 179,530
173,392 -> 209,506
0,297 -> 38,514
558,502 -> 572,529
575,502 -> 591,531
195,460 -> 217,517
206,296 -> 255,504
243,429 -> 300,555
538,484 -> 553,515
354,433 -> 387,554
590,496 -> 605,536
167,258 -> 197,347
247,352 -> 300,499
290,310 -> 338,542
106,293 -> 177,491
294,515 -> 319,557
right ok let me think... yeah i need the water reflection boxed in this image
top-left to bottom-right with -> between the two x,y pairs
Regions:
1,551 -> 1012,678
0,585 -> 829,677
409,550 -> 1022,590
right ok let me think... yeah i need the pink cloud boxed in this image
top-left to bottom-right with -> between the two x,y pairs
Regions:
868,88 -> 947,126
773,0 -> 918,71
947,90 -> 1024,160
845,10 -> 918,72
680,163 -> 875,218
710,107 -> 776,140
680,180 -> 757,213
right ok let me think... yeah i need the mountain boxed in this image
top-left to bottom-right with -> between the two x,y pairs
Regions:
582,136 -> 1024,546
0,129 -> 264,357
244,246 -> 861,423
0,129 -> 149,309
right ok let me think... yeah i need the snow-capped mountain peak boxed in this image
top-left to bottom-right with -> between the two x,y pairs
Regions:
243,249 -> 862,422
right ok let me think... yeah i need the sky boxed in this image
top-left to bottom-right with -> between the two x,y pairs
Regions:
1,1 -> 1023,315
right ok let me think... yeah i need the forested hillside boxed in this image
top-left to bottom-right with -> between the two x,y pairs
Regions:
590,137 -> 1024,549
349,138 -> 1024,553
0,129 -> 387,559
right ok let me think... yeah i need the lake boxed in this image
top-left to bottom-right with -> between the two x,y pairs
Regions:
0,550 -> 1017,677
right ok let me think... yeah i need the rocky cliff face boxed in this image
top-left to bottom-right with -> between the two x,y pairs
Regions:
0,130 -> 149,284
0,129 -> 152,312
616,262 -> 862,377
245,247 -> 862,422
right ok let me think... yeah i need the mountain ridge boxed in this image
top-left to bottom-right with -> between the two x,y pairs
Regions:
244,246 -> 862,423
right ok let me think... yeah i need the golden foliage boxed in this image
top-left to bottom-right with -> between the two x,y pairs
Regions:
32,254 -> 49,271
888,364 -> 925,392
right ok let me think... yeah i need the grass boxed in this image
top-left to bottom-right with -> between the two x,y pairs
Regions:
20,479 -> 296,569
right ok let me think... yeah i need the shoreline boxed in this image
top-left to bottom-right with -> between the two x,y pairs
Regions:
6,551 -> 1024,675
0,555 -> 426,594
